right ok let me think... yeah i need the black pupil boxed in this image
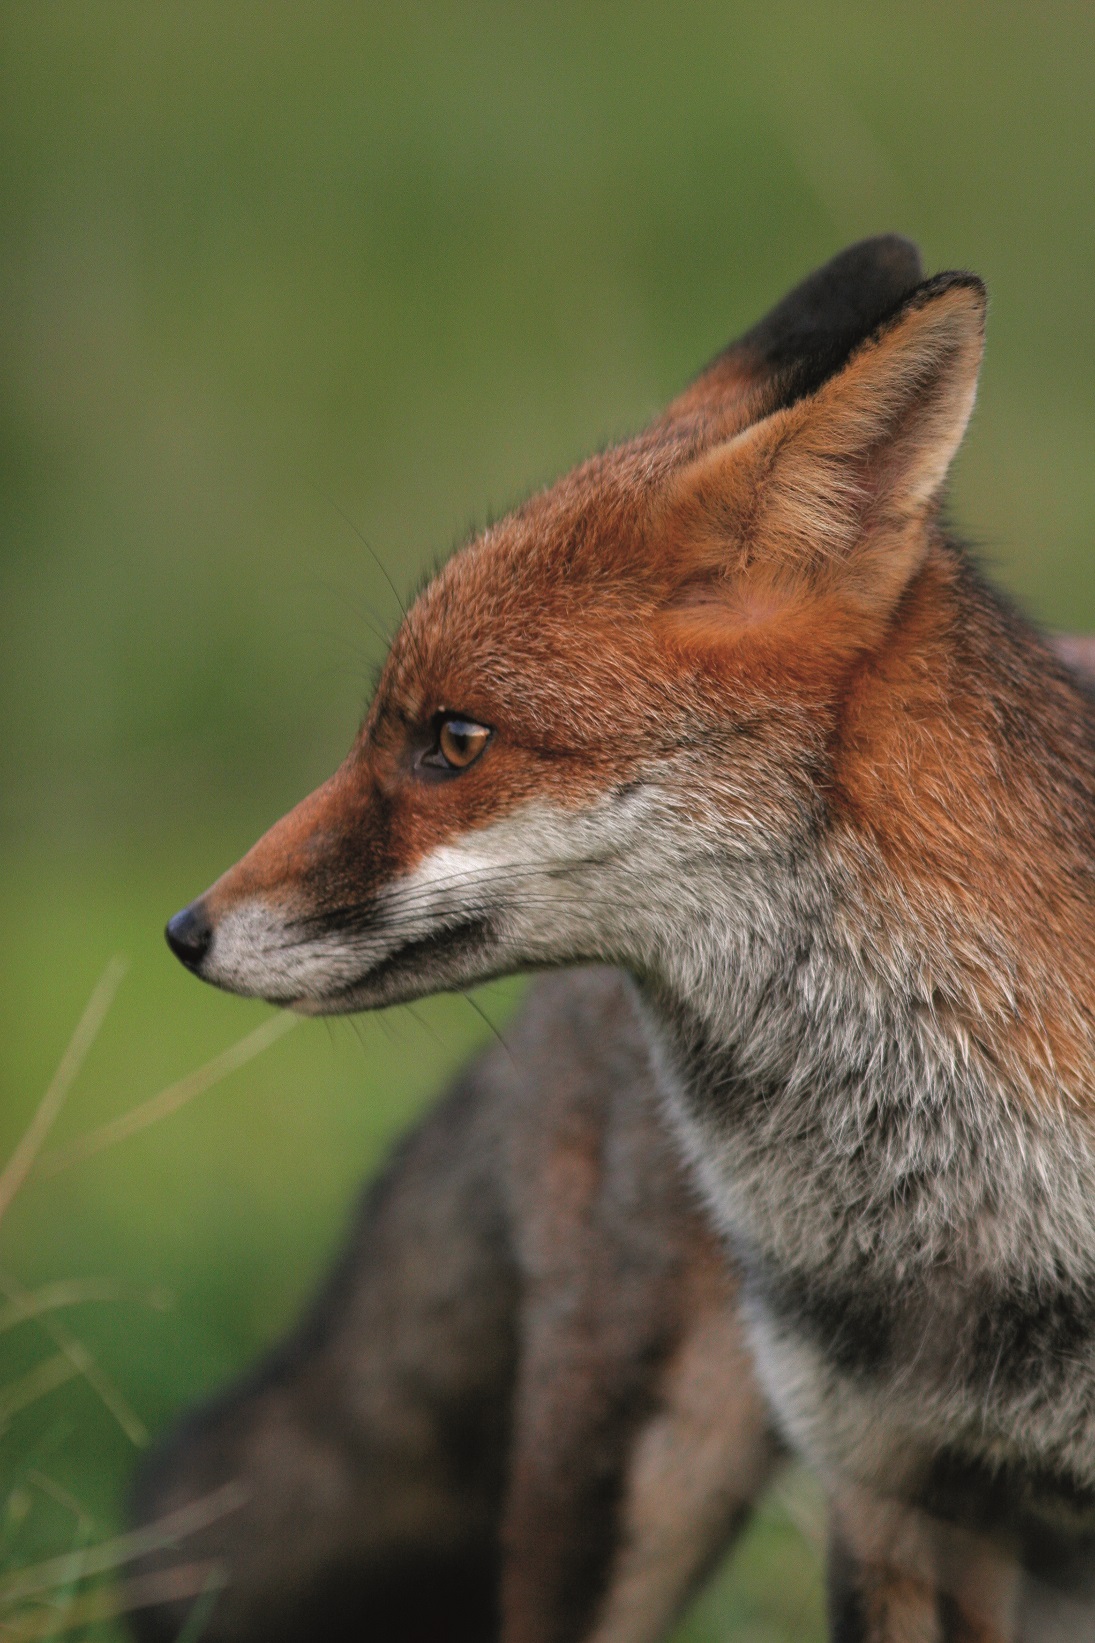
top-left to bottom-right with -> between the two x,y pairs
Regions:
445,721 -> 478,762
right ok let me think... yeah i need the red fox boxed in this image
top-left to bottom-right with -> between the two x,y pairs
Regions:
146,238 -> 1095,1641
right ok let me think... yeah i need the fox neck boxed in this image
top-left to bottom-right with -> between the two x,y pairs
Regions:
623,741 -> 1095,1492
635,843 -> 1090,1305
624,582 -> 1095,1300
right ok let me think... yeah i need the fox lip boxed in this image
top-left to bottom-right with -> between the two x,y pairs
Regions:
286,914 -> 499,1014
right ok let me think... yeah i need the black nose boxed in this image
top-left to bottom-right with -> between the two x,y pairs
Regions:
165,902 -> 213,972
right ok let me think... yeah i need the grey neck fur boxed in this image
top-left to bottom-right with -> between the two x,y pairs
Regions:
607,769 -> 1095,1490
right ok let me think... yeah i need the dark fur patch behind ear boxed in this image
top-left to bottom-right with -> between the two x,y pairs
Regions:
702,235 -> 925,413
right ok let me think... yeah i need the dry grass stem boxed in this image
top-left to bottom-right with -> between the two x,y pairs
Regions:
0,1561 -> 226,1640
0,1274 -> 147,1448
36,1012 -> 297,1178
0,1357 -> 80,1429
23,1473 -> 93,1532
0,958 -> 127,1229
0,978 -> 294,1633
0,1280 -> 166,1337
0,1481 -> 247,1608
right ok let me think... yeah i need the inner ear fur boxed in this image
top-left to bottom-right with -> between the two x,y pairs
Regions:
662,273 -> 986,626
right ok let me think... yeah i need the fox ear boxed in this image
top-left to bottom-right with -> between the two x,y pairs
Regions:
664,273 -> 986,623
663,235 -> 924,436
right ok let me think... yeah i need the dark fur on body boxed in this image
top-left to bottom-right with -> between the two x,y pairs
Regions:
130,969 -> 779,1643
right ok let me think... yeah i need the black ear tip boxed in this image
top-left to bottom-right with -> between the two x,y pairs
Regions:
679,234 -> 930,426
789,234 -> 926,326
741,234 -> 927,378
165,902 -> 213,973
838,234 -> 924,286
904,269 -> 988,321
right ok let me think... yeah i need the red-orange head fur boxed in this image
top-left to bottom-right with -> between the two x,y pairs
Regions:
170,239 -> 1094,1130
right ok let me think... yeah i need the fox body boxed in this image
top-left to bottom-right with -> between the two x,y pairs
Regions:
156,240 -> 1095,1638
132,969 -> 779,1643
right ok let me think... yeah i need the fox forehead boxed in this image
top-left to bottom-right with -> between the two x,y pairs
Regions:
364,399 -> 816,761
368,447 -> 674,748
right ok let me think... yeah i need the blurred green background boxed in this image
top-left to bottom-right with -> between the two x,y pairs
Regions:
1,3 -> 1093,1636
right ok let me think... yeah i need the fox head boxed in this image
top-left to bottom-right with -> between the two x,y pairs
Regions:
167,236 -> 997,1019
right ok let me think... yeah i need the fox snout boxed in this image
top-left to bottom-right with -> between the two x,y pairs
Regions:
163,778 -> 641,1014
164,771 -> 397,1008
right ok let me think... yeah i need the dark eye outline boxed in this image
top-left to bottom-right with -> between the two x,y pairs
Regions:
416,713 -> 493,776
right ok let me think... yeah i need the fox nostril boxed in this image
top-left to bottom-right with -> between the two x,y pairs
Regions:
165,902 -> 213,972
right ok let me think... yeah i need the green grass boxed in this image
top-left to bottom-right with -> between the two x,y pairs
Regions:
1,3 -> 1093,1636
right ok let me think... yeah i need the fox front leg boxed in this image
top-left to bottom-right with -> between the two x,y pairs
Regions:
827,1488 -> 1022,1643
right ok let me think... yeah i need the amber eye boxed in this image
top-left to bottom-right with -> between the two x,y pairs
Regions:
431,716 -> 492,771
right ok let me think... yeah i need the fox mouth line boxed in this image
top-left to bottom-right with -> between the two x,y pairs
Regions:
291,914 -> 496,1012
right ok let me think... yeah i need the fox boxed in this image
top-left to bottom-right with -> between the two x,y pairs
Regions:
138,234 -> 1095,1641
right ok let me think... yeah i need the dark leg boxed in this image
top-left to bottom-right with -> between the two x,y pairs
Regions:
495,970 -> 781,1643
128,1067 -> 519,1642
128,967 -> 781,1643
827,1485 -> 1026,1643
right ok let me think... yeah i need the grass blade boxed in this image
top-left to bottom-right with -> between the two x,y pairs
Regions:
0,959 -> 127,1228
0,1360 -> 80,1430
0,1275 -> 147,1449
0,1282 -> 127,1337
0,1562 -> 226,1640
36,1013 -> 297,1178
0,1482 -> 246,1607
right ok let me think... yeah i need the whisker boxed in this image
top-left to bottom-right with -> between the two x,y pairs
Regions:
309,484 -> 433,683
302,572 -> 396,656
397,1002 -> 446,1048
310,485 -> 410,623
460,993 -> 515,1065
288,855 -> 630,935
